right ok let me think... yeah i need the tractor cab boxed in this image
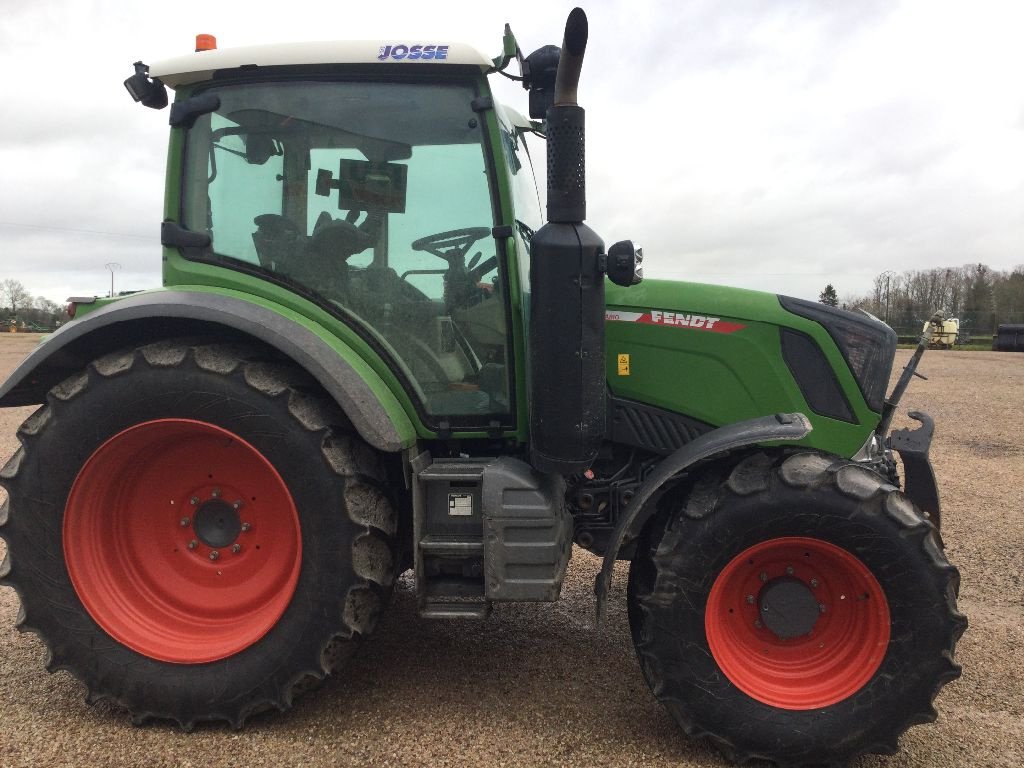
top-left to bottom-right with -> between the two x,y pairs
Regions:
147,41 -> 544,426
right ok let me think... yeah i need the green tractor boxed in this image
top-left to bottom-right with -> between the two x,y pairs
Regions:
0,9 -> 963,766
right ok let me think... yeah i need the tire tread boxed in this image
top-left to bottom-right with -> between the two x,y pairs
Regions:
629,450 -> 966,767
0,339 -> 398,728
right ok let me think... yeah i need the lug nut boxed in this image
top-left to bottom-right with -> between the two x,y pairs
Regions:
209,550 -> 220,561
241,522 -> 252,532
190,496 -> 199,506
754,620 -> 762,628
746,594 -> 755,604
785,566 -> 794,575
211,488 -> 221,498
187,539 -> 198,550
179,517 -> 190,527
819,603 -> 827,613
759,571 -> 768,582
810,578 -> 819,588
232,500 -> 243,510
231,544 -> 241,554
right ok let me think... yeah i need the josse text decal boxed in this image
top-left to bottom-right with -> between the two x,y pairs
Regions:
378,44 -> 449,61
604,309 -> 746,334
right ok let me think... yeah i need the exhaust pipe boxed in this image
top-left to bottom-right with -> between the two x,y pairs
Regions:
546,7 -> 588,223
528,8 -> 606,475
553,8 -> 587,107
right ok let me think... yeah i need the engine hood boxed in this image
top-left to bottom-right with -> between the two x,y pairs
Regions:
606,278 -> 786,323
602,278 -> 887,459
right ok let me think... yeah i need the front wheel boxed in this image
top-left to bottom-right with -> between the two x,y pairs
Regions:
0,340 -> 398,727
627,451 -> 966,766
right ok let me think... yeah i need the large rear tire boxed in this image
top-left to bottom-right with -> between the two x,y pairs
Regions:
627,451 -> 966,766
0,340 -> 397,727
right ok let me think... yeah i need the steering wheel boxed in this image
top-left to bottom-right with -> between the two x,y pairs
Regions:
411,227 -> 491,267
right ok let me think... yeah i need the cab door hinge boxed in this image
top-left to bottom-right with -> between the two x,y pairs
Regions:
471,96 -> 495,113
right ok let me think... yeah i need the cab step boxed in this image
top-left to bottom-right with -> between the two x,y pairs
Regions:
419,602 -> 491,620
411,453 -> 572,619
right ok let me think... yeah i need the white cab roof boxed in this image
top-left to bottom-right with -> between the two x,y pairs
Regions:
150,40 -> 495,88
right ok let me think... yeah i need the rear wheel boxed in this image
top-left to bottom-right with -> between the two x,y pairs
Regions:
0,340 -> 398,727
627,451 -> 966,766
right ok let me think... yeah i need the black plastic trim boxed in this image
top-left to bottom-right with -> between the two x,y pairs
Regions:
780,328 -> 856,423
161,220 -> 211,248
169,93 -> 221,128
608,395 -> 713,455
778,295 -> 896,413
471,95 -> 495,112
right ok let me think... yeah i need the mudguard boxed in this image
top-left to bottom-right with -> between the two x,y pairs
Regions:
594,412 -> 812,620
0,290 -> 415,453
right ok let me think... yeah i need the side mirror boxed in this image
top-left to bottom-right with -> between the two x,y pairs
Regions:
606,240 -> 644,287
123,62 -> 168,110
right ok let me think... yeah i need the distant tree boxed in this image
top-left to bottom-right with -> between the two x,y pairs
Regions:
1,279 -> 31,316
993,265 -> 1024,326
21,296 -> 63,329
33,296 -> 60,314
963,263 -> 995,334
818,283 -> 839,307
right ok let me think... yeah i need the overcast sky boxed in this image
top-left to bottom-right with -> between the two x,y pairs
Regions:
1,0 -> 1022,305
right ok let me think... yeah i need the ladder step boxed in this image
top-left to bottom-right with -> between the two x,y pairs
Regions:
419,535 -> 484,556
418,461 -> 488,481
420,601 -> 491,620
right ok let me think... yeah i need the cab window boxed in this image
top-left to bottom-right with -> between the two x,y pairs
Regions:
181,80 -> 510,420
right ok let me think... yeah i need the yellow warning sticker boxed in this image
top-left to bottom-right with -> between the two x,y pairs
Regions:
617,353 -> 630,376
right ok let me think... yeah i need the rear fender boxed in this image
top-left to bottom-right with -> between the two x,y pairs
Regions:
0,290 -> 415,453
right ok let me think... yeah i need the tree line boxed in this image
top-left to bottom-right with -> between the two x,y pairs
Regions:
1,278 -> 63,330
835,264 -> 1024,337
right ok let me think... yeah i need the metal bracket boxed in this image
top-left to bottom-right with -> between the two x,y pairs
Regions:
888,410 -> 941,529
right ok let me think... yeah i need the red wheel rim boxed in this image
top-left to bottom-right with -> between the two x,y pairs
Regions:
64,419 -> 301,663
705,537 -> 890,709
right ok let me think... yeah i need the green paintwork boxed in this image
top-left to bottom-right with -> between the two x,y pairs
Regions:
161,257 -> 434,443
605,279 -> 878,457
68,296 -> 123,320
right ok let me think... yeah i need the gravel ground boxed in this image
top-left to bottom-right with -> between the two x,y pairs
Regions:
0,334 -> 1021,767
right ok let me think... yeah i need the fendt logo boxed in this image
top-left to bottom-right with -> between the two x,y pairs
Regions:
378,44 -> 450,61
605,309 -> 747,334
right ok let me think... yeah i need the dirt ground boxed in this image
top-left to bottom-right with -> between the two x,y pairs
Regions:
0,333 -> 1021,767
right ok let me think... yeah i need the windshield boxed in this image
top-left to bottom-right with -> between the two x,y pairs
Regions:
181,80 -> 509,420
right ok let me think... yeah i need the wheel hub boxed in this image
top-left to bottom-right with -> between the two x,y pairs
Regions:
194,499 -> 241,548
63,418 -> 302,663
705,536 -> 891,709
759,577 -> 820,639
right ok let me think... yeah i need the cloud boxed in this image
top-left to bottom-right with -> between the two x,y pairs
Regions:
0,0 -> 1022,307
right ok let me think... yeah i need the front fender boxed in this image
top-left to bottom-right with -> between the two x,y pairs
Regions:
595,412 -> 812,620
0,290 -> 415,453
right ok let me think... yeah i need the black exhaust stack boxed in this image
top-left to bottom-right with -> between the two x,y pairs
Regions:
528,8 -> 606,475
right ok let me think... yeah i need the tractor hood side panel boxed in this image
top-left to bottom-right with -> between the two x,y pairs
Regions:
605,280 -> 885,458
